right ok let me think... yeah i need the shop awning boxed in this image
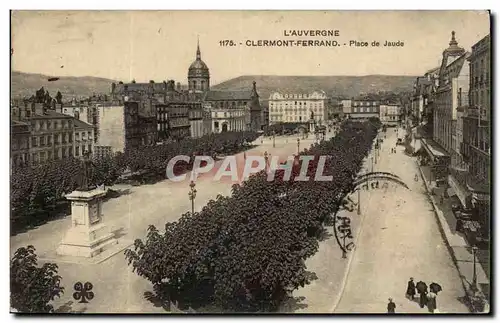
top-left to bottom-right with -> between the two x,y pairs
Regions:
421,138 -> 449,162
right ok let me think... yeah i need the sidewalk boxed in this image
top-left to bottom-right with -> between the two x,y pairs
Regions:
417,163 -> 490,313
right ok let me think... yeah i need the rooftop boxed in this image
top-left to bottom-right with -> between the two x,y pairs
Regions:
204,90 -> 254,101
73,119 -> 94,129
31,110 -> 74,119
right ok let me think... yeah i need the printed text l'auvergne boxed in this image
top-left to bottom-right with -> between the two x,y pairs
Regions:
283,30 -> 340,37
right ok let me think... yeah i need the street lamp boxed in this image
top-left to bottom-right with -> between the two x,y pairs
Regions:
357,188 -> 361,215
371,156 -> 374,172
472,245 -> 479,292
264,151 -> 269,172
188,180 -> 197,214
297,138 -> 300,154
273,131 -> 276,148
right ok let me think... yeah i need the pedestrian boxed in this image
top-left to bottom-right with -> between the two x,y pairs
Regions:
419,289 -> 428,309
406,277 -> 416,300
414,174 -> 419,182
387,298 -> 396,313
427,291 -> 437,313
440,196 -> 444,204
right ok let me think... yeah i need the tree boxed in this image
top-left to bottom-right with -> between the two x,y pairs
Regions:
125,121 -> 378,312
44,90 -> 52,106
10,246 -> 64,313
35,87 -> 45,103
55,91 -> 63,104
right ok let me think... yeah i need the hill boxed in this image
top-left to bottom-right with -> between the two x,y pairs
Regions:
211,75 -> 416,100
10,71 -> 116,99
11,72 -> 417,102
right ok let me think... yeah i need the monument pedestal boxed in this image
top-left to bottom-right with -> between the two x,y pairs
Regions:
57,188 -> 118,258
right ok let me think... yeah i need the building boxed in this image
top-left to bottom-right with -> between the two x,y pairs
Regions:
188,102 -> 210,138
73,119 -> 95,158
379,104 -> 401,126
207,104 -> 246,133
268,90 -> 328,125
341,99 -> 352,116
11,120 -> 31,167
186,41 -> 262,132
260,100 -> 269,130
327,98 -> 344,120
419,32 -> 467,185
188,39 -> 210,94
461,34 -> 490,229
26,106 -> 75,165
92,98 -> 156,154
156,102 -> 191,140
347,99 -> 380,120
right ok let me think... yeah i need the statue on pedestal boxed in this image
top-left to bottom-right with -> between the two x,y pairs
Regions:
77,151 -> 97,192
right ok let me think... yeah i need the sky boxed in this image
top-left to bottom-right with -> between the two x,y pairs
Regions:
11,10 -> 490,85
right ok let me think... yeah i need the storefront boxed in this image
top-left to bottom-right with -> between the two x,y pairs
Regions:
468,178 -> 490,241
420,138 -> 450,184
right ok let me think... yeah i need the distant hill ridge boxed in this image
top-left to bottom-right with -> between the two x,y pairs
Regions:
11,71 -> 416,101
211,75 -> 416,100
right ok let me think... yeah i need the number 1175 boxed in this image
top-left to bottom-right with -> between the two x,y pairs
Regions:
219,40 -> 235,47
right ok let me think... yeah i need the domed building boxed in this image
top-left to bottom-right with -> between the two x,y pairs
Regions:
186,39 -> 263,132
188,39 -> 210,93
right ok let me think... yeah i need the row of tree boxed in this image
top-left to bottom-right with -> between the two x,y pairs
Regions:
124,120 -> 379,312
31,87 -> 63,106
10,131 -> 259,233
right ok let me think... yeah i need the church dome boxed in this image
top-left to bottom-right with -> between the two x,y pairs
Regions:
188,40 -> 210,78
188,59 -> 209,76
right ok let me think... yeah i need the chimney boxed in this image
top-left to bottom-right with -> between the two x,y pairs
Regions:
55,104 -> 63,114
111,82 -> 116,93
34,103 -> 44,116
176,82 -> 181,91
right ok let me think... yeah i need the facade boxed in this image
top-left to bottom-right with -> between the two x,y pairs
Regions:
341,99 -> 352,116
93,99 -> 156,154
73,119 -> 95,158
156,102 -> 191,140
124,99 -> 157,150
11,121 -> 31,167
268,90 -> 328,125
348,100 -> 380,120
208,106 -> 246,133
188,102 -> 210,138
260,100 -> 269,130
379,104 -> 401,126
327,99 -> 344,120
433,32 -> 467,154
203,83 -> 261,132
93,103 -> 126,154
28,108 -> 75,165
461,34 -> 491,226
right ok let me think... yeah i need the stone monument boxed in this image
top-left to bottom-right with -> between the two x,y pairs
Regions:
309,111 -> 316,133
57,151 -> 118,258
